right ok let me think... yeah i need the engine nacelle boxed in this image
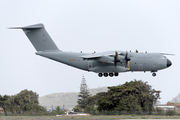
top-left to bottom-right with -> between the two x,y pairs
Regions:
97,56 -> 114,64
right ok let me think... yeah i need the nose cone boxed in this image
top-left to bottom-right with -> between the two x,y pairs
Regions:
167,59 -> 172,67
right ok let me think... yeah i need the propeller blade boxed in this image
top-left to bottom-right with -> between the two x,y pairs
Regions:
114,51 -> 119,67
125,51 -> 127,59
124,51 -> 131,67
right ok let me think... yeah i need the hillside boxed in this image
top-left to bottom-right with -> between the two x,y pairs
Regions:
39,87 -> 108,110
171,93 -> 180,103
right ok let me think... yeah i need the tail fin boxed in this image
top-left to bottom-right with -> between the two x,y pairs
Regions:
9,23 -> 59,51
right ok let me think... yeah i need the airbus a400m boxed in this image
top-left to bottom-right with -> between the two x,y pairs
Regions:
10,23 -> 172,77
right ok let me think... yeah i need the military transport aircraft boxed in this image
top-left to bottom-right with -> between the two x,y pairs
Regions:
10,23 -> 172,77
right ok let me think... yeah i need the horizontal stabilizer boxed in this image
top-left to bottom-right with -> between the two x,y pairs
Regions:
9,23 -> 44,29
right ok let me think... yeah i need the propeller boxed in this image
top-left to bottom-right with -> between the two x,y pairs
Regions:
114,51 -> 120,67
124,51 -> 131,67
114,51 -> 131,67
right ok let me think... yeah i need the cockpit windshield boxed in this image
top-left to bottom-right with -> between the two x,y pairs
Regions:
160,56 -> 166,59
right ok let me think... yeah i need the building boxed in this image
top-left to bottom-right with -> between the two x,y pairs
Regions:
167,101 -> 180,113
155,104 -> 175,113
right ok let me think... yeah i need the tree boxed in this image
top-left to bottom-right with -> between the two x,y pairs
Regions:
89,80 -> 160,113
14,89 -> 39,113
6,95 -> 19,114
85,105 -> 98,115
56,106 -> 65,115
1,90 -> 49,115
56,106 -> 61,115
74,104 -> 83,112
0,95 -> 10,116
86,92 -> 107,107
5,89 -> 40,114
77,75 -> 90,110
39,106 -> 47,112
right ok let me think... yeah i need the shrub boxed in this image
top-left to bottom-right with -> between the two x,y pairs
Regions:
165,110 -> 175,116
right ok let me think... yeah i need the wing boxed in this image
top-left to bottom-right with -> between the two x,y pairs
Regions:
80,53 -> 103,59
80,51 -> 122,59
80,51 -> 123,64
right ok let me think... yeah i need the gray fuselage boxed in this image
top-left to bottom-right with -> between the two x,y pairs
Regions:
36,51 -> 170,73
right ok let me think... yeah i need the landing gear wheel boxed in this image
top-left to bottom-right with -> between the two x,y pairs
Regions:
152,73 -> 156,77
98,73 -> 103,77
104,73 -> 108,77
114,73 -> 119,77
109,73 -> 114,77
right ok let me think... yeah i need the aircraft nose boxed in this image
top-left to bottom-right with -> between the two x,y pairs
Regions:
167,59 -> 172,67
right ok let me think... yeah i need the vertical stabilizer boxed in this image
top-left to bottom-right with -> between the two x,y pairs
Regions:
10,23 -> 59,51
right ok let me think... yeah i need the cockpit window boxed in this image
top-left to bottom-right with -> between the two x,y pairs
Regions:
160,56 -> 166,59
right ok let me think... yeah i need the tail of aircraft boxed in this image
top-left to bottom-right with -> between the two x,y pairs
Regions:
9,23 -> 59,51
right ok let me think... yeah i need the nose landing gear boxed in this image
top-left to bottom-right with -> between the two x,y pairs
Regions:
151,70 -> 157,77
152,72 -> 156,77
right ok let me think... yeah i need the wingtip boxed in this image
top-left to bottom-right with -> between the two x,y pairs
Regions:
160,53 -> 175,56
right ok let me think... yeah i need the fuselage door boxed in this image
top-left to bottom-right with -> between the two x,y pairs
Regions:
138,64 -> 143,70
88,61 -> 93,69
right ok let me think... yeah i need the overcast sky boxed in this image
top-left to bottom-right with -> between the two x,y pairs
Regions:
0,0 -> 179,104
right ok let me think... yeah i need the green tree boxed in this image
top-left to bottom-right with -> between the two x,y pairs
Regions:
77,76 -> 90,110
74,104 -> 83,112
1,90 -> 49,115
5,89 -> 40,114
73,104 -> 82,112
91,80 -> 160,113
14,89 -> 39,113
85,105 -> 98,115
0,95 -> 10,116
6,95 -> 19,114
86,92 -> 107,107
56,106 -> 65,115
39,106 -> 47,112
56,106 -> 60,115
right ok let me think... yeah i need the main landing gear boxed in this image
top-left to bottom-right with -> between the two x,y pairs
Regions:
98,73 -> 119,77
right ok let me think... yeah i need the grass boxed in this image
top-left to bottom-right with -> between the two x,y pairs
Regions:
1,115 -> 180,119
